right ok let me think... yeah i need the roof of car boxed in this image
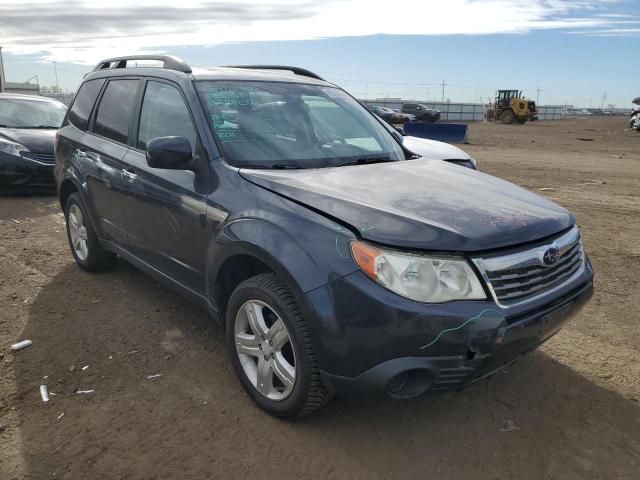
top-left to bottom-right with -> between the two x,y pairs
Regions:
190,66 -> 330,85
85,55 -> 332,87
0,92 -> 64,104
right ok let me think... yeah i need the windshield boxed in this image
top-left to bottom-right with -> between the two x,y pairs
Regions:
0,98 -> 67,128
196,81 -> 405,168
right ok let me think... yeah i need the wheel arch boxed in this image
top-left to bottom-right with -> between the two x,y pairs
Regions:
58,168 -> 102,236
207,218 -> 325,320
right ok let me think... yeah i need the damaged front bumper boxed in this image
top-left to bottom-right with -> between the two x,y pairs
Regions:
304,258 -> 593,399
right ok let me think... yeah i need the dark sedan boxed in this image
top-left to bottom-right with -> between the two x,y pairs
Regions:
0,93 -> 67,192
401,103 -> 441,123
368,104 -> 415,124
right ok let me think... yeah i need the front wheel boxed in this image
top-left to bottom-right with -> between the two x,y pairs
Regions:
500,109 -> 515,124
226,273 -> 332,418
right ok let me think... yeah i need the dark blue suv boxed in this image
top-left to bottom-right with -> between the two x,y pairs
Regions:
55,55 -> 594,418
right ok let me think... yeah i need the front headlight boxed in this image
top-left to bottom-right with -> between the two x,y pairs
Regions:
351,241 -> 486,303
0,138 -> 28,156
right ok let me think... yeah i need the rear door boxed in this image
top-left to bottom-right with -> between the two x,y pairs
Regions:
83,78 -> 141,244
121,79 -> 208,293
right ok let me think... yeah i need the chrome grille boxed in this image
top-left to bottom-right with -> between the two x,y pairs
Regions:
472,227 -> 585,308
20,152 -> 55,165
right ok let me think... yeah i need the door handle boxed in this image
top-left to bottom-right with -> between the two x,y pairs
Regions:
122,168 -> 138,181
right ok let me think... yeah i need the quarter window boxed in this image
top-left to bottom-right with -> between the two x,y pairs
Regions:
68,79 -> 105,130
93,79 -> 139,144
137,81 -> 197,150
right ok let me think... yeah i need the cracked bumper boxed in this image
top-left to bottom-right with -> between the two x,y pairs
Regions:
304,259 -> 593,398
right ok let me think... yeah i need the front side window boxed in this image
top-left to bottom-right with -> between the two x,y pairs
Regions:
196,81 -> 404,169
68,78 -> 105,130
0,98 -> 67,129
93,79 -> 139,144
137,81 -> 197,150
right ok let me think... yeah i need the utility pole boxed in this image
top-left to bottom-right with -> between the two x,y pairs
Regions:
536,86 -> 542,105
600,92 -> 607,110
53,61 -> 59,93
440,80 -> 446,103
0,46 -> 6,93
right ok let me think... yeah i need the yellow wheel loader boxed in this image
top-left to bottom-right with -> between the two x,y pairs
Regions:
486,90 -> 537,124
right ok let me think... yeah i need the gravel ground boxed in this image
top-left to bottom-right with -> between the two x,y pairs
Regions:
1,116 -> 639,480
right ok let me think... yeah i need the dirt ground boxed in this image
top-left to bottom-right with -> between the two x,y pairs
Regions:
1,116 -> 639,480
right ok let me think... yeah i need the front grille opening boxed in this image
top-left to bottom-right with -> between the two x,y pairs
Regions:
475,229 -> 585,306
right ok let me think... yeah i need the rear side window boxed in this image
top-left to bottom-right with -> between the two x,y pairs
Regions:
93,79 -> 139,144
137,81 -> 197,150
68,79 -> 105,130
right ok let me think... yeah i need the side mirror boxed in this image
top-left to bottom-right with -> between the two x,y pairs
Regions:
146,136 -> 193,170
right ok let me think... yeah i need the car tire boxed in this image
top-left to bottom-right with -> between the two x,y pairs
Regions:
226,273 -> 332,418
64,193 -> 116,272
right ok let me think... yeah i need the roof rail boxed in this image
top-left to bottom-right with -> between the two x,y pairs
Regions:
92,55 -> 192,74
224,65 -> 324,81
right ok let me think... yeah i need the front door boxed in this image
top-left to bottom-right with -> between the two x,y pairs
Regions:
121,79 -> 208,294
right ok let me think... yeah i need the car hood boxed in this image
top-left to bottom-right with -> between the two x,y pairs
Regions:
0,128 -> 56,154
402,136 -> 471,161
240,160 -> 574,252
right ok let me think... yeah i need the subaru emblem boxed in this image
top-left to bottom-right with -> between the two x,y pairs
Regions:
542,246 -> 560,266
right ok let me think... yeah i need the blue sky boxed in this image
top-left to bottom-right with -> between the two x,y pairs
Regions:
1,0 -> 639,107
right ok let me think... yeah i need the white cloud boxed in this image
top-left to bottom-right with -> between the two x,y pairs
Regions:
0,0 -> 636,63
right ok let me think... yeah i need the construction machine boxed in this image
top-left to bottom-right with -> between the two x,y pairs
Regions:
486,90 -> 537,124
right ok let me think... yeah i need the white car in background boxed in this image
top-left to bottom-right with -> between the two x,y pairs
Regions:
379,119 -> 478,169
402,135 -> 478,170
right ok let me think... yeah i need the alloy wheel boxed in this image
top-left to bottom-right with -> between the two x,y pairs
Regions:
234,300 -> 297,401
68,204 -> 89,261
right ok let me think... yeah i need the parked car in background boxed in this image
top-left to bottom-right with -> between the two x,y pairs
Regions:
377,120 -> 477,169
0,93 -> 67,191
402,135 -> 477,169
390,108 -> 416,123
401,103 -> 441,122
367,104 -> 415,124
56,56 -> 593,418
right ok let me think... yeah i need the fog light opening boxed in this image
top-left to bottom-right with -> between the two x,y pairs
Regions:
387,369 -> 432,399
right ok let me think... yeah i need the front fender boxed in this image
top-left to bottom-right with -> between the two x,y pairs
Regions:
206,216 -> 359,310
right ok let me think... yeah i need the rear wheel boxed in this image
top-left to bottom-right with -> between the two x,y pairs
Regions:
226,273 -> 331,418
500,109 -> 515,124
64,193 -> 116,272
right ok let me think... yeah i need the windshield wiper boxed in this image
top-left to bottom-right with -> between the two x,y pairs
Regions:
335,156 -> 393,167
243,163 -> 303,170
